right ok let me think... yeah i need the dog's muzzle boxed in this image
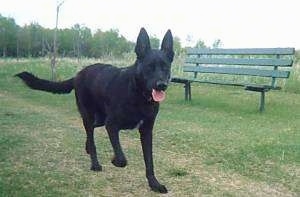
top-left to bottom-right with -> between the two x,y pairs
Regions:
156,81 -> 168,91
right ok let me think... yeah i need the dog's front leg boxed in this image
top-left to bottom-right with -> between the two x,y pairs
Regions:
105,124 -> 127,167
139,124 -> 168,193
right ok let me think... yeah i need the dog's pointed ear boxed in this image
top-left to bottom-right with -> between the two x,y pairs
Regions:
135,28 -> 151,60
161,29 -> 174,62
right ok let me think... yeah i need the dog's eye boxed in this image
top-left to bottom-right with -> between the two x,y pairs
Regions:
161,65 -> 170,72
148,64 -> 156,71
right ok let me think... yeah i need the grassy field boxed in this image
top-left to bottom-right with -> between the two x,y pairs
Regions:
0,58 -> 299,197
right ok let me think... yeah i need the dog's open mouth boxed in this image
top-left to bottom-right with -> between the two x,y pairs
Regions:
152,89 -> 166,102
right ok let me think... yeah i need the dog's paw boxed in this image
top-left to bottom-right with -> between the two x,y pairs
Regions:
111,156 -> 127,168
85,148 -> 90,155
148,176 -> 168,193
150,184 -> 168,194
85,142 -> 90,155
90,164 -> 102,171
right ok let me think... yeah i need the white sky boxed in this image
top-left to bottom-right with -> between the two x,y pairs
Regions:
0,0 -> 299,49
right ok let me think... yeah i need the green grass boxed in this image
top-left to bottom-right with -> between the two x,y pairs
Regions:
0,58 -> 299,196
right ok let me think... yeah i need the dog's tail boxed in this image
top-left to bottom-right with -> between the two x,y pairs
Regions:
15,72 -> 74,94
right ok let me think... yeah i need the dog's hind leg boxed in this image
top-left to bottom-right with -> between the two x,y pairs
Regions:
105,121 -> 127,168
75,91 -> 102,171
82,115 -> 102,171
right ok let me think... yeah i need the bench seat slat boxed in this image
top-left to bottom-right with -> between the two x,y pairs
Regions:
187,48 -> 295,55
183,65 -> 290,78
185,57 -> 293,67
171,77 -> 279,90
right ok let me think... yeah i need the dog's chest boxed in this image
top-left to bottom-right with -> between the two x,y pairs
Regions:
134,120 -> 144,129
115,102 -> 157,130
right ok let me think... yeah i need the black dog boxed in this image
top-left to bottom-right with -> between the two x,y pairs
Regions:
16,28 -> 174,193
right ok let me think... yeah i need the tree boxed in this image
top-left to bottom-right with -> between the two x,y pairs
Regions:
89,29 -> 133,58
58,28 -> 74,57
0,15 -> 18,57
195,39 -> 207,48
71,24 -> 93,59
1,15 -> 175,59
51,0 -> 64,81
42,28 -> 55,57
212,39 -> 223,48
149,36 -> 160,49
27,23 -> 44,57
173,36 -> 182,56
185,34 -> 194,47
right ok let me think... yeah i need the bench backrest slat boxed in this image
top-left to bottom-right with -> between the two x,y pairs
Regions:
183,47 -> 295,88
187,48 -> 295,55
185,57 -> 293,67
183,65 -> 290,78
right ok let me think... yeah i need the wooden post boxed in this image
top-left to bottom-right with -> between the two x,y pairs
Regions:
188,82 -> 191,100
51,1 -> 64,81
184,82 -> 188,101
184,82 -> 191,101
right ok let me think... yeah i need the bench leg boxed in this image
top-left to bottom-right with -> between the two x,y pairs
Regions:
188,82 -> 191,100
184,83 -> 188,101
259,91 -> 265,112
184,82 -> 191,101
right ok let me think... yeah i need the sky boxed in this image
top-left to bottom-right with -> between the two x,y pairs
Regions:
0,0 -> 299,49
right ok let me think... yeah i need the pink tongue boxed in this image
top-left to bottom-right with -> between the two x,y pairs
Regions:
152,89 -> 166,102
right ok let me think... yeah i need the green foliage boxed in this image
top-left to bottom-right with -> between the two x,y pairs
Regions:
295,50 -> 300,64
22,23 -> 45,57
283,51 -> 300,93
212,39 -> 223,48
284,64 -> 300,94
0,15 -> 192,59
66,24 -> 92,58
149,36 -> 160,49
173,36 -> 183,56
0,15 -> 234,59
1,14 -> 236,60
194,39 -> 207,48
90,29 -> 134,58
0,14 -> 18,57
0,15 -> 137,58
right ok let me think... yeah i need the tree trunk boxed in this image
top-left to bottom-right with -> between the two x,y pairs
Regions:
51,3 -> 62,81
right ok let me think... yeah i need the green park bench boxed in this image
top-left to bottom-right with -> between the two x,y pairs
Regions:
171,48 -> 295,112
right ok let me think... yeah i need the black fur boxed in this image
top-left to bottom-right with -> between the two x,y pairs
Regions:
15,72 -> 74,94
16,28 -> 174,193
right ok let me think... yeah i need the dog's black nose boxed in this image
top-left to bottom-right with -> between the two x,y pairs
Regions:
156,81 -> 168,91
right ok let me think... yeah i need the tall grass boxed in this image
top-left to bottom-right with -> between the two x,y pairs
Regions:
1,53 -> 299,94
284,51 -> 300,93
284,63 -> 300,93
